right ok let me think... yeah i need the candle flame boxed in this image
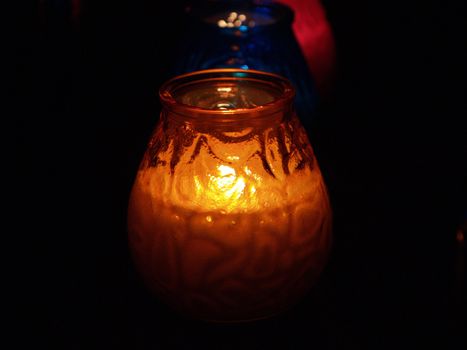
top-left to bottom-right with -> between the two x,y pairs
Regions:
206,165 -> 247,210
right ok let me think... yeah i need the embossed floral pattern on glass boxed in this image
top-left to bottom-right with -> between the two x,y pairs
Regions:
128,69 -> 332,322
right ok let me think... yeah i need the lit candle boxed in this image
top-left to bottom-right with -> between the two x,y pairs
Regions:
128,69 -> 332,322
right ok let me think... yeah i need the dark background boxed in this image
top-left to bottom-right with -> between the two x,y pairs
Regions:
15,0 -> 465,348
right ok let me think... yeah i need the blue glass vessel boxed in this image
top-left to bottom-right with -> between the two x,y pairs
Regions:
170,0 -> 318,131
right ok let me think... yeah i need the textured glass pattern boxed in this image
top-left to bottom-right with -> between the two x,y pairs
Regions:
128,70 -> 332,322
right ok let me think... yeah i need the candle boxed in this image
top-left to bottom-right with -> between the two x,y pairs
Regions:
128,69 -> 332,322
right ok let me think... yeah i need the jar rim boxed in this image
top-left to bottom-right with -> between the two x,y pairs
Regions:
159,69 -> 295,122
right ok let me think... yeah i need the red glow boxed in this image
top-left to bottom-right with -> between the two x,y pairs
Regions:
457,229 -> 464,244
278,0 -> 336,96
72,0 -> 81,26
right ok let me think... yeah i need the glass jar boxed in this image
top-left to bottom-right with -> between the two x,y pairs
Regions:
128,69 -> 332,322
169,1 -> 318,132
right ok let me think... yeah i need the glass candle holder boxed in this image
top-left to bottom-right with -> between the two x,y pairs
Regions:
169,1 -> 318,131
128,69 -> 332,322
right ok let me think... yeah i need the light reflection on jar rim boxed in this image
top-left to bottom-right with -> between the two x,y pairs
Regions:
159,69 -> 295,122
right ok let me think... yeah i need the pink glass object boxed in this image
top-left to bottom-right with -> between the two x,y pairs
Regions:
278,0 -> 336,96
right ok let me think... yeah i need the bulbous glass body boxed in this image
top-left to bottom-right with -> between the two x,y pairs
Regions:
128,69 -> 332,322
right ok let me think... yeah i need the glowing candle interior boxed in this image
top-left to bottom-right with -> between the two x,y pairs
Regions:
128,69 -> 332,322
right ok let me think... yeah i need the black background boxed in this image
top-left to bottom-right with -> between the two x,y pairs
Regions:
15,0 -> 465,348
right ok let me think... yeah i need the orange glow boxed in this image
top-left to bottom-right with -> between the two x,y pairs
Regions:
456,229 -> 464,244
216,11 -> 256,29
128,69 -> 332,322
